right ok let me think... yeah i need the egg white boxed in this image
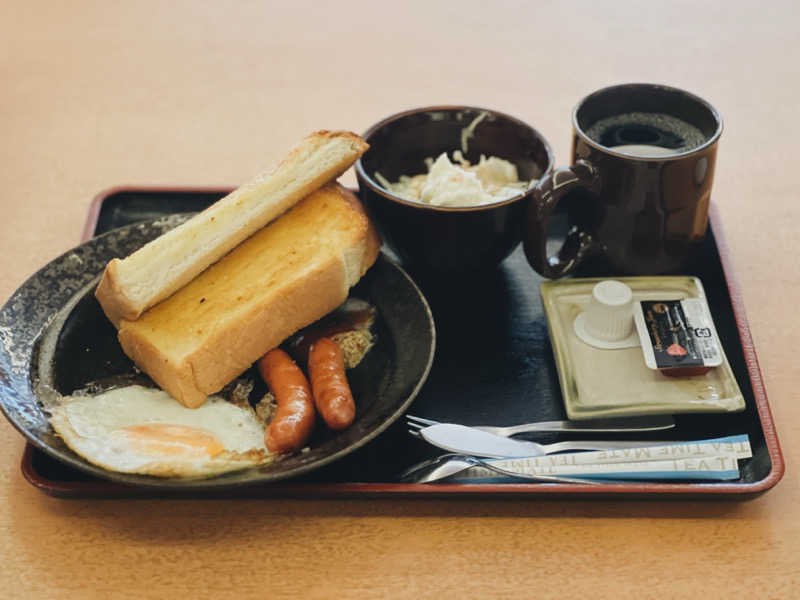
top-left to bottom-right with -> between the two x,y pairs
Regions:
49,385 -> 274,478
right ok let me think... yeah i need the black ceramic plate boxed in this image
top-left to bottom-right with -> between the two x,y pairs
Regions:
0,215 -> 435,489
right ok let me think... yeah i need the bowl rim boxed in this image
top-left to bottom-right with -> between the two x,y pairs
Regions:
354,104 -> 555,213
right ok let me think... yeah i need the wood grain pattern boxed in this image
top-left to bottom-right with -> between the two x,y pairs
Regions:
1,1 -> 799,598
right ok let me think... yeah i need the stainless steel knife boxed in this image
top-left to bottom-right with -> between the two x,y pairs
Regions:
418,423 -> 672,459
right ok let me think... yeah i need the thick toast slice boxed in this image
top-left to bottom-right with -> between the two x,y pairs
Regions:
117,183 -> 381,408
95,130 -> 368,325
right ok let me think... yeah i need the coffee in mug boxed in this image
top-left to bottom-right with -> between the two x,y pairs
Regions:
524,83 -> 723,277
585,112 -> 706,157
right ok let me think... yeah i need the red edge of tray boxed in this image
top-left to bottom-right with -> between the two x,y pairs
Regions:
20,187 -> 785,498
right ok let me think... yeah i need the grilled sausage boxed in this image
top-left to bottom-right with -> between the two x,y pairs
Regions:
258,349 -> 315,453
308,337 -> 355,430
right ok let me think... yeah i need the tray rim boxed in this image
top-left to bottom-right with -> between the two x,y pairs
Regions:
20,185 -> 786,498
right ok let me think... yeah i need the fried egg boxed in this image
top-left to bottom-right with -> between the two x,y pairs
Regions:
48,385 -> 273,478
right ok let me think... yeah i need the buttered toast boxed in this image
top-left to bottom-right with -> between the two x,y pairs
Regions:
117,183 -> 380,408
95,131 -> 368,325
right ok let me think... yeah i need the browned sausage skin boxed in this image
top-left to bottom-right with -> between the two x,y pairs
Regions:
308,337 -> 355,430
258,349 -> 315,453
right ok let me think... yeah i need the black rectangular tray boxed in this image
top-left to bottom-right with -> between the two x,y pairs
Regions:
21,186 -> 784,498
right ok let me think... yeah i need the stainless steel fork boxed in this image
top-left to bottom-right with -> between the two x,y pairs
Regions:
406,414 -> 675,436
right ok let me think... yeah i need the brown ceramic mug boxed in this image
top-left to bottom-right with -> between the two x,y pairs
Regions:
523,83 -> 723,277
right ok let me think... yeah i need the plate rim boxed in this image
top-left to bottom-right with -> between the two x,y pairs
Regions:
0,216 -> 436,489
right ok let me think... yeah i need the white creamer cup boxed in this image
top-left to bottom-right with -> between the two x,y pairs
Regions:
574,280 -> 640,349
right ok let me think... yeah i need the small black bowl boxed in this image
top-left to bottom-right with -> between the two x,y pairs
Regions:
355,106 -> 554,273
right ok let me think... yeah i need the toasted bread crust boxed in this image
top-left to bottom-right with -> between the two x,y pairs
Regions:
95,131 -> 369,326
117,184 -> 380,408
95,260 -> 135,327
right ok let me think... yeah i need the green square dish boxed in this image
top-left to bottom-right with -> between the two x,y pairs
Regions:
540,276 -> 745,420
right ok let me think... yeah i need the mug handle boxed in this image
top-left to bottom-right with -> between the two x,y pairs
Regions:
523,159 -> 602,279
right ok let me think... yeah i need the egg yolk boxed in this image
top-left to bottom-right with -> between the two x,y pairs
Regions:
118,424 -> 224,457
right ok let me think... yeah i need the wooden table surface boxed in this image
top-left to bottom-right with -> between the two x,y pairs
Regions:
2,1 -> 798,597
